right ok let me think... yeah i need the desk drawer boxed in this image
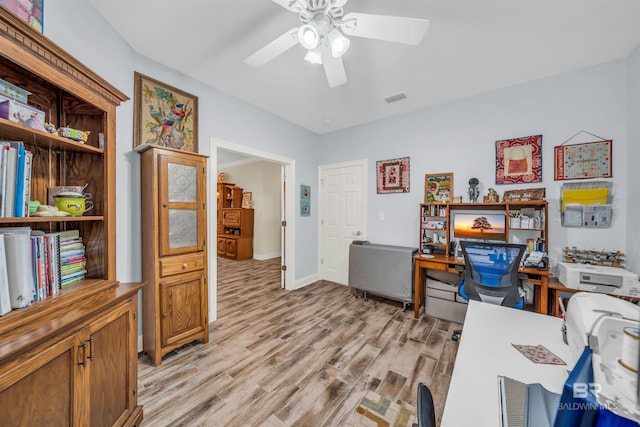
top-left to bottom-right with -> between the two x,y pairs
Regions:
160,253 -> 204,277
419,260 -> 447,271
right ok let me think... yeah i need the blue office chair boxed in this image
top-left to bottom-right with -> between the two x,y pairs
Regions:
451,241 -> 527,341
413,383 -> 436,427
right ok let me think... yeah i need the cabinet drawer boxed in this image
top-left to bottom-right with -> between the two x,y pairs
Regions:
160,253 -> 204,277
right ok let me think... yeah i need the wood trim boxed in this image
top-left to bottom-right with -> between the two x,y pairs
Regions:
0,8 -> 128,105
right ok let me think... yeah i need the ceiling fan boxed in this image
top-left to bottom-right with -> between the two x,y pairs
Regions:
244,0 -> 430,88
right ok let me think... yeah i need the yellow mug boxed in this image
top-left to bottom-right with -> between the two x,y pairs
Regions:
54,192 -> 94,216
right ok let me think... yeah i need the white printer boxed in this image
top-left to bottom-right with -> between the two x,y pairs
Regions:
559,262 -> 640,298
565,293 -> 640,422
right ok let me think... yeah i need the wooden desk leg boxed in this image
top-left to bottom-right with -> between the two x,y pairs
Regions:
550,289 -> 559,317
414,264 -> 425,319
539,276 -> 548,315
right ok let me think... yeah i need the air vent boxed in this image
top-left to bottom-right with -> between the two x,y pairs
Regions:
384,92 -> 407,104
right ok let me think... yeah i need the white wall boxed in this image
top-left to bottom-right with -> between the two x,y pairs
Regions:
220,160 -> 282,259
627,44 -> 640,275
43,0 -> 640,306
318,60 -> 631,272
44,0 -> 320,323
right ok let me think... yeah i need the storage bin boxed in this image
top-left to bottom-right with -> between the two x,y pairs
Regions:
424,271 -> 468,324
0,78 -> 30,103
0,94 -> 45,131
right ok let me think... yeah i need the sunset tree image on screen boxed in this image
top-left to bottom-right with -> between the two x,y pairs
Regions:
472,217 -> 493,234
452,212 -> 507,242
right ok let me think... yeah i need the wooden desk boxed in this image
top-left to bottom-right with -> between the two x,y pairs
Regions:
413,253 -> 552,318
441,300 -> 570,426
548,279 -> 640,317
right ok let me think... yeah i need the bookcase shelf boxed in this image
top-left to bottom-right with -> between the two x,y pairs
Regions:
0,215 -> 105,223
418,201 -> 549,255
0,117 -> 104,154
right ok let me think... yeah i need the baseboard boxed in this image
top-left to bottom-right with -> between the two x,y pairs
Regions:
293,273 -> 319,290
253,252 -> 281,261
138,334 -> 143,353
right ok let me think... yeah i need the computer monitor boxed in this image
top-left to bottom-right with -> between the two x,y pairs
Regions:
452,211 -> 507,242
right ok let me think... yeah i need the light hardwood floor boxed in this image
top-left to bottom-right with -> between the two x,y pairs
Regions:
138,257 -> 461,426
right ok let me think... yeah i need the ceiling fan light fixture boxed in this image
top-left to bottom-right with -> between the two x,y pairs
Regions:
328,28 -> 350,57
304,47 -> 322,64
298,23 -> 319,49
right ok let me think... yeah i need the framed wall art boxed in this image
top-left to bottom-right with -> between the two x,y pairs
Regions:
133,72 -> 198,152
300,185 -> 310,216
376,156 -> 409,194
554,140 -> 612,180
495,135 -> 542,184
424,173 -> 453,203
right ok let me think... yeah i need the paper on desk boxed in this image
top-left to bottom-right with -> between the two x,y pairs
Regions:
512,344 -> 566,365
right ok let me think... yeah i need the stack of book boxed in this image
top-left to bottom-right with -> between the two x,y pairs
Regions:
0,228 -> 87,316
0,140 -> 32,217
58,230 -> 87,288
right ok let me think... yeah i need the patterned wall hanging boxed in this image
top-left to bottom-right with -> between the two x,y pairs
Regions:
554,131 -> 612,180
376,156 -> 410,194
495,135 -> 542,184
300,185 -> 310,216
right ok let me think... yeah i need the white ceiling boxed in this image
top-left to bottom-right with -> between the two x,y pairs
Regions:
89,0 -> 640,135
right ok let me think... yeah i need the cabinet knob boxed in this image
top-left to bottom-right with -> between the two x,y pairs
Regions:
163,203 -> 168,208
182,263 -> 187,269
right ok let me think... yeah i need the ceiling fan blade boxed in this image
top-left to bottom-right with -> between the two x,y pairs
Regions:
244,27 -> 299,68
271,0 -> 306,13
321,44 -> 347,88
341,12 -> 429,45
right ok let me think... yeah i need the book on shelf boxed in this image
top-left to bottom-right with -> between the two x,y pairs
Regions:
13,143 -> 25,217
60,262 -> 87,275
60,269 -> 87,287
0,144 -> 9,216
0,236 -> 11,316
45,233 -> 61,295
21,150 -> 32,217
31,233 -> 48,300
55,229 -> 81,242
61,255 -> 86,265
1,145 -> 16,218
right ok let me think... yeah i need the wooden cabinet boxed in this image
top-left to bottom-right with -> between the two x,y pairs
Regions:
216,181 -> 254,261
218,208 -> 254,260
0,10 -> 141,426
217,182 -> 242,234
138,145 -> 209,366
0,282 -> 143,427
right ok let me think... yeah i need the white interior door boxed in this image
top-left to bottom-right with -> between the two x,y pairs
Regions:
319,160 -> 367,285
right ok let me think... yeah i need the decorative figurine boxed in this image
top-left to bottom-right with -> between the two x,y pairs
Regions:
488,187 -> 499,203
468,178 -> 480,203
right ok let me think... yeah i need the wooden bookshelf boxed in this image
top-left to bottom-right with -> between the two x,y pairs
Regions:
0,9 -> 143,426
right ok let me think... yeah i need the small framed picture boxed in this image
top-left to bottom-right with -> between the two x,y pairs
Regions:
242,192 -> 252,209
424,173 -> 453,203
376,157 -> 410,194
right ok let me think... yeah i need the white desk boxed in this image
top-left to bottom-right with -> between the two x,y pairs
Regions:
441,300 -> 572,426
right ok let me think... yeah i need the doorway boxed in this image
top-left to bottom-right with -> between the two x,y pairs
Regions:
210,138 -> 295,320
318,159 -> 367,285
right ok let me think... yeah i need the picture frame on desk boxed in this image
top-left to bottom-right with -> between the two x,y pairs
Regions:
242,192 -> 252,209
424,173 -> 453,203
